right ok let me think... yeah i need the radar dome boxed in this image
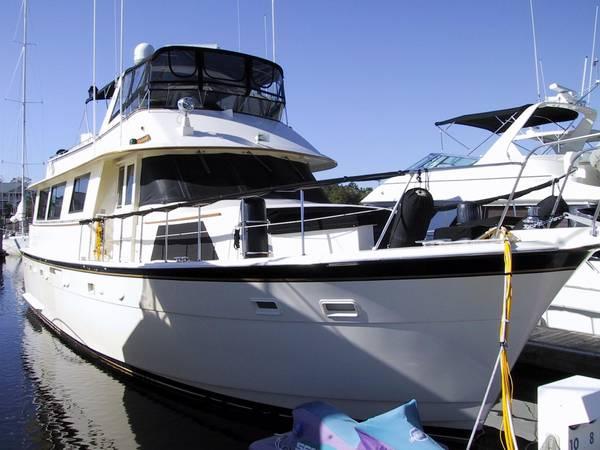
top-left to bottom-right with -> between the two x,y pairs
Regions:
133,43 -> 154,65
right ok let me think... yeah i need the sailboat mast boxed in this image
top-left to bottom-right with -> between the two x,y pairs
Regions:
20,0 -> 28,234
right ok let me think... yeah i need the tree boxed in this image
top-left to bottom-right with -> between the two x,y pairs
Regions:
322,182 -> 372,204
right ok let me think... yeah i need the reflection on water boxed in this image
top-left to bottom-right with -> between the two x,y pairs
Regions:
0,257 -> 278,450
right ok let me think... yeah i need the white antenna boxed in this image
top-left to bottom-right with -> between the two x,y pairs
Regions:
119,0 -> 124,145
271,0 -> 276,62
589,5 -> 599,103
581,56 -> 589,102
114,0 -> 118,76
92,0 -> 97,144
236,0 -> 241,52
529,0 -> 541,101
20,0 -> 28,235
263,14 -> 268,58
539,59 -> 547,99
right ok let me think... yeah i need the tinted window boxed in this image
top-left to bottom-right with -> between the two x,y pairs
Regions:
117,166 -> 124,207
203,51 -> 245,81
147,48 -> 285,121
48,183 -> 66,220
139,154 -> 327,206
36,190 -> 49,220
69,173 -> 90,213
125,165 -> 134,205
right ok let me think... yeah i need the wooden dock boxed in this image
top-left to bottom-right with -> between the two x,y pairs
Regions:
520,326 -> 600,377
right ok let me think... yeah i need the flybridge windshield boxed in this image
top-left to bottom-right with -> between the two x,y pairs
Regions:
112,47 -> 286,121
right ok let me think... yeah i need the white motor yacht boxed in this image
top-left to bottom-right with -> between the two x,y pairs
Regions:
21,44 -> 600,431
363,84 -> 600,335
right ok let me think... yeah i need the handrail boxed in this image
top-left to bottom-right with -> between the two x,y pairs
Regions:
495,131 -> 600,233
550,145 -> 600,217
78,161 -> 530,225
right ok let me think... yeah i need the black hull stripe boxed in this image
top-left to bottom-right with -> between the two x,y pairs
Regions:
22,246 -> 594,281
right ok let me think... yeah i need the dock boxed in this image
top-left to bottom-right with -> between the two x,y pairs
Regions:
520,326 -> 600,377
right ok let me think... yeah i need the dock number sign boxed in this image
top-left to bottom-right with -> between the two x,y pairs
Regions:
569,420 -> 599,450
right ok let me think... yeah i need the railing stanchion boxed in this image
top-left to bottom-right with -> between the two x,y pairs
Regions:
88,222 -> 93,261
118,217 -> 124,262
300,190 -> 305,256
164,211 -> 169,262
197,205 -> 202,261
139,215 -> 144,263
592,200 -> 600,237
78,224 -> 83,261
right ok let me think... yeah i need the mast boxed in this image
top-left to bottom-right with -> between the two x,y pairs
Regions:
20,0 -> 28,234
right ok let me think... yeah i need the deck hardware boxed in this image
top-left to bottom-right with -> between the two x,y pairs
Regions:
255,132 -> 269,143
252,299 -> 280,315
320,300 -> 359,319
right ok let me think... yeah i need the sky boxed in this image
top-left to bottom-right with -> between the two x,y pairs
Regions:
0,0 -> 599,183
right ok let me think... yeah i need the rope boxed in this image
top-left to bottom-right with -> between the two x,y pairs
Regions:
467,228 -> 518,450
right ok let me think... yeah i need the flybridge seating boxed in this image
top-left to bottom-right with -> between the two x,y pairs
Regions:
94,46 -> 286,123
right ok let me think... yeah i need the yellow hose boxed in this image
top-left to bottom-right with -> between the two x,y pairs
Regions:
94,220 -> 103,261
499,230 -> 517,450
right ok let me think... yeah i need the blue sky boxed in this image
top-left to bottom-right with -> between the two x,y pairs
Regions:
0,0 -> 598,183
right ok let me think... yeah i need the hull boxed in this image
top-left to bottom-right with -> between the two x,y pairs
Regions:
362,159 -> 600,207
21,244 -> 583,430
3,234 -> 26,256
544,258 -> 600,335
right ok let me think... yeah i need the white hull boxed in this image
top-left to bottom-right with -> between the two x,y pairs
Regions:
3,234 -> 27,256
22,232 -> 586,429
363,161 -> 600,208
543,258 -> 600,335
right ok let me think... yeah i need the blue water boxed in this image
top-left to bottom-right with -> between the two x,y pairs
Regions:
0,257 -> 278,450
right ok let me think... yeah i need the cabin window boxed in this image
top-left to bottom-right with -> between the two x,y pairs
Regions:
117,167 -> 124,206
139,154 -> 328,206
69,173 -> 90,213
117,164 -> 134,207
36,189 -> 49,220
125,165 -> 134,204
47,183 -> 66,220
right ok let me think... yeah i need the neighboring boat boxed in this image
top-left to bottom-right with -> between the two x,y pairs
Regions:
3,0 -> 31,256
362,84 -> 600,210
362,84 -> 600,336
21,44 -> 600,431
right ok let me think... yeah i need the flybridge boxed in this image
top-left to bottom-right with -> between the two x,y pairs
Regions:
89,45 -> 286,124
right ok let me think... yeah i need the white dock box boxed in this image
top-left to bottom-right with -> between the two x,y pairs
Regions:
538,375 -> 600,449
